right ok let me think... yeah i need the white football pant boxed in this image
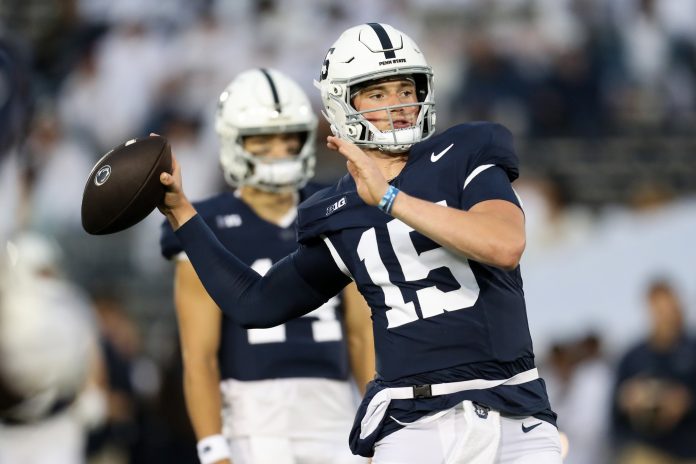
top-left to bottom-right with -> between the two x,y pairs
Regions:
373,400 -> 562,464
230,436 -> 366,464
221,377 -> 366,464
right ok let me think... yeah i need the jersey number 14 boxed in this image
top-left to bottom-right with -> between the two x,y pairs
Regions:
246,258 -> 342,344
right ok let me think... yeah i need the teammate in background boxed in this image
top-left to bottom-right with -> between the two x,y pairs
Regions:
0,232 -> 107,464
158,24 -> 561,463
160,68 -> 374,464
611,279 -> 696,463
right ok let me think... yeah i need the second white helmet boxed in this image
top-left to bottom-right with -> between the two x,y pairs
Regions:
216,68 -> 317,192
316,23 -> 436,153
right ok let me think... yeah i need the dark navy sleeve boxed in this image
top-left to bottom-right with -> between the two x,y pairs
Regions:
160,219 -> 182,260
460,165 -> 521,211
174,215 -> 350,328
471,123 -> 519,182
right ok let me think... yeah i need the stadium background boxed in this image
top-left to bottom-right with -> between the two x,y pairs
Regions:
1,0 -> 695,463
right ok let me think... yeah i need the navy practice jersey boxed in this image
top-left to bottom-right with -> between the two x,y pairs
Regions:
297,123 -> 554,437
297,122 -> 533,380
160,184 -> 350,382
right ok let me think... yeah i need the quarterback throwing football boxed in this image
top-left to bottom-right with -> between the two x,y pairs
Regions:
159,23 -> 562,464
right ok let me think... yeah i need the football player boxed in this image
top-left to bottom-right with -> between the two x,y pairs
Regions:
158,24 -> 562,463
160,68 -> 373,464
0,232 -> 106,463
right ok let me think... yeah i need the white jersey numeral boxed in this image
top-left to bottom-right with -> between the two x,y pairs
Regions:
246,258 -> 342,344
358,201 -> 480,328
357,228 -> 418,328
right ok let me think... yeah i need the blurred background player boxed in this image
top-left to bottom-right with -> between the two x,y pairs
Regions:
158,23 -> 561,463
159,68 -> 374,464
0,232 -> 107,464
611,279 -> 696,464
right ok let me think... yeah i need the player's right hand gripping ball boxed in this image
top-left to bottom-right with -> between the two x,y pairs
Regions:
81,135 -> 172,235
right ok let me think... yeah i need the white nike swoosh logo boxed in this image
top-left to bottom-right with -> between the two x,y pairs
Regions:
430,143 -> 454,162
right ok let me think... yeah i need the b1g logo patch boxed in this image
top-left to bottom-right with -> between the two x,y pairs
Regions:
326,196 -> 347,216
94,165 -> 112,186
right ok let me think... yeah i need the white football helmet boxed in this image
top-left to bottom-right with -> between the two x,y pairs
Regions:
0,234 -> 95,423
316,23 -> 436,153
216,68 -> 317,192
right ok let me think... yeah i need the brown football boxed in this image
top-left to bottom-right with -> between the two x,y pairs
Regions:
81,136 -> 172,235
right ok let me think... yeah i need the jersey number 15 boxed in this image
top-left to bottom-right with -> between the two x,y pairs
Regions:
357,204 -> 480,329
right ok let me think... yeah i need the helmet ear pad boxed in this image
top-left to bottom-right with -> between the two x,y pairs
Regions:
412,74 -> 429,103
216,68 -> 317,192
317,23 -> 436,153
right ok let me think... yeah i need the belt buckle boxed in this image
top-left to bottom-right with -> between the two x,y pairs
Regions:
412,384 -> 432,399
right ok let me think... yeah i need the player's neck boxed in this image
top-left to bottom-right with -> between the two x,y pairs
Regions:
365,148 -> 409,182
239,187 -> 298,225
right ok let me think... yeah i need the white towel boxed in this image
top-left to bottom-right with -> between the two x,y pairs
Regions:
447,401 -> 501,464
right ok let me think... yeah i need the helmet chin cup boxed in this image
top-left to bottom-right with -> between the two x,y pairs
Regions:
252,157 -> 307,192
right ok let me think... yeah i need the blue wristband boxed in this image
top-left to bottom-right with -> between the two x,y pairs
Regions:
377,185 -> 400,215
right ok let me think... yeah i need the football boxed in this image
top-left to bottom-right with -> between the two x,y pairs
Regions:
81,135 -> 172,235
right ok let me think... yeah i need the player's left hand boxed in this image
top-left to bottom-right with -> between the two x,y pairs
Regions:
327,136 -> 389,206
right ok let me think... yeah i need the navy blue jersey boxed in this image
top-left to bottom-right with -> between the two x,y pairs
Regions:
297,123 -> 554,437
161,184 -> 350,382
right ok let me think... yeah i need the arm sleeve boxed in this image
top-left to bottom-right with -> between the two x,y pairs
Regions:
174,214 -> 351,328
160,218 -> 183,260
460,165 -> 521,211
466,123 -> 519,183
